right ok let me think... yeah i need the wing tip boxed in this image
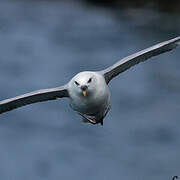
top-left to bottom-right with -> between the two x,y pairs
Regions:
170,36 -> 180,46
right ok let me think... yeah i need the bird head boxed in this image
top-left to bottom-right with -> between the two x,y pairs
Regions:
68,71 -> 97,98
73,73 -> 94,97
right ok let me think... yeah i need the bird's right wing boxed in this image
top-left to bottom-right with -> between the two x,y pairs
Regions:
0,85 -> 69,114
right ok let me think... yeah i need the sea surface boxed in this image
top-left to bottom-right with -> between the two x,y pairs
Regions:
0,0 -> 180,180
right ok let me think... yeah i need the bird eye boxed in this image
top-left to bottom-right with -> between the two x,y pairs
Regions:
74,81 -> 79,86
87,78 -> 92,83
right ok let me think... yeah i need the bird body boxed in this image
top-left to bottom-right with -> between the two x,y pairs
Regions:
0,36 -> 180,125
68,71 -> 110,124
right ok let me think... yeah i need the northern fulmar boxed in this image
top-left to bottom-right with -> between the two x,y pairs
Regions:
0,36 -> 180,125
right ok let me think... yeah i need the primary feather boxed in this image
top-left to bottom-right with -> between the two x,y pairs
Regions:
100,36 -> 180,84
0,86 -> 69,114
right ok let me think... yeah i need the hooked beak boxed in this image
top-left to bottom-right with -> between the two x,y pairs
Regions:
82,91 -> 87,97
81,85 -> 88,97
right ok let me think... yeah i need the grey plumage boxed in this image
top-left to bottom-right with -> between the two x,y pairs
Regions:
0,36 -> 180,125
0,86 -> 69,114
100,36 -> 180,84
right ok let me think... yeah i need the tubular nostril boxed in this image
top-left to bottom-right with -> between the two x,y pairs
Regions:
81,85 -> 88,91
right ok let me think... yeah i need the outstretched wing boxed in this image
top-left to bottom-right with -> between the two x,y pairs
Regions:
0,85 -> 69,114
100,36 -> 180,84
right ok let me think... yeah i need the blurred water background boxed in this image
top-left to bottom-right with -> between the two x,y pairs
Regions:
0,0 -> 180,179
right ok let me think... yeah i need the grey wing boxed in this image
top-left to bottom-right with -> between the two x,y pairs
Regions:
0,85 -> 69,114
100,36 -> 180,84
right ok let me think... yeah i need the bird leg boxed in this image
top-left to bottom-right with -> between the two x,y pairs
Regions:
78,104 -> 111,125
80,114 -> 98,125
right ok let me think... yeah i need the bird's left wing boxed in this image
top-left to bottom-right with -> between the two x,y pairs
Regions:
0,85 -> 69,114
99,36 -> 180,84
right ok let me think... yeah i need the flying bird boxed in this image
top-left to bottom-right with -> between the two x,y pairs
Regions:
0,36 -> 180,125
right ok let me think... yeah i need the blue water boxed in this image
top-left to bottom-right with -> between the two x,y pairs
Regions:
0,1 -> 180,179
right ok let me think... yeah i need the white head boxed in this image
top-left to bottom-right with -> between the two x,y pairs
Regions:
67,71 -> 110,114
68,71 -> 107,99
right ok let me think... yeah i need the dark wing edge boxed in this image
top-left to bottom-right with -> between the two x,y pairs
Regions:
99,36 -> 180,84
0,85 -> 69,114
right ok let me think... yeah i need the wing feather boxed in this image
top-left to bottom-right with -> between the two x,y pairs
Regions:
100,36 -> 180,84
0,85 -> 69,114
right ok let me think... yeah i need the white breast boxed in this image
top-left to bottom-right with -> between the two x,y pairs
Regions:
68,71 -> 110,115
